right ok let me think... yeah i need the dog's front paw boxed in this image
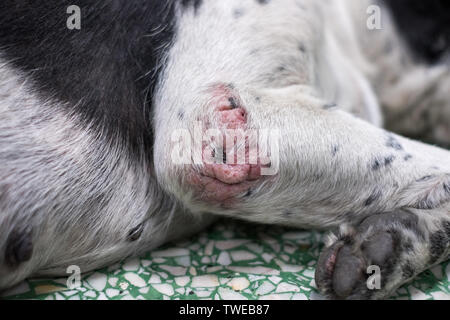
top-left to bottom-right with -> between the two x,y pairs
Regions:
315,211 -> 427,300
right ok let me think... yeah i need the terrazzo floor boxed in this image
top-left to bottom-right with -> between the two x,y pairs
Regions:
2,219 -> 450,300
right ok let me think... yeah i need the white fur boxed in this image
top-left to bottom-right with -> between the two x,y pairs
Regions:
0,0 -> 449,297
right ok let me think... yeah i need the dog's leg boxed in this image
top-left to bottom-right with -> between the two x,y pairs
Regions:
154,83 -> 450,299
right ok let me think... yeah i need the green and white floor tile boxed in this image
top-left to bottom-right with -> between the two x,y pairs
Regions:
2,219 -> 450,300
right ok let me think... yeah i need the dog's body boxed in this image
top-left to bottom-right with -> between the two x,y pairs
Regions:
0,0 -> 449,299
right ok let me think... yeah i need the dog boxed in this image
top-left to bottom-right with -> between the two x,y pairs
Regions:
0,0 -> 449,300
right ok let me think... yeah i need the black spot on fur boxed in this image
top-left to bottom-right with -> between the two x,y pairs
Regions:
417,175 -> 435,182
5,226 -> 34,267
331,145 -> 340,157
402,262 -> 415,279
177,110 -> 185,120
365,190 -> 382,206
400,216 -> 424,241
372,159 -> 382,170
181,0 -> 203,12
127,223 -> 144,242
403,154 -> 413,161
429,230 -> 447,263
313,172 -> 324,182
384,155 -> 395,167
429,220 -> 450,263
299,44 -> 306,53
228,97 -> 238,109
323,103 -> 337,110
444,221 -> 450,238
233,8 -> 245,19
256,0 -> 270,5
371,155 -> 395,171
244,189 -> 253,197
401,239 -> 414,253
444,182 -> 450,194
386,135 -> 403,151
416,198 -> 438,210
396,213 -> 422,238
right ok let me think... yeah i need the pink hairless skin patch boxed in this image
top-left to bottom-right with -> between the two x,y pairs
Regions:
185,85 -> 272,204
